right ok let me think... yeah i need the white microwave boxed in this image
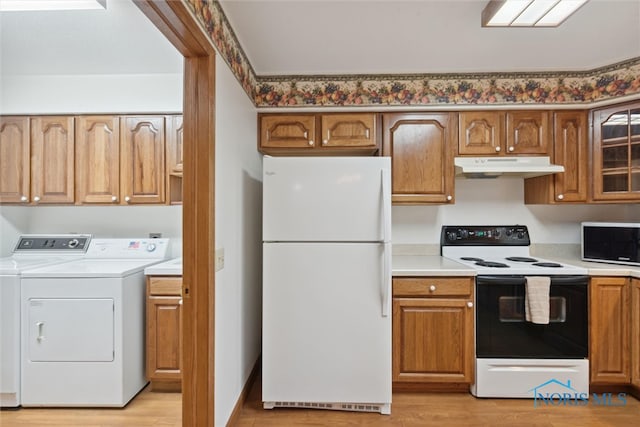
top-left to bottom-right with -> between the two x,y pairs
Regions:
581,222 -> 640,266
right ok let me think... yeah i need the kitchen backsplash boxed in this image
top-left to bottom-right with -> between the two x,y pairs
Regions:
392,177 -> 640,246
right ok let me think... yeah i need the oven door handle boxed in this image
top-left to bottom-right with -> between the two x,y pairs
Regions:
476,275 -> 589,286
476,276 -> 526,286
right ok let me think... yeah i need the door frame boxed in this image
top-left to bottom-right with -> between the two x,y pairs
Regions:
134,1 -> 216,425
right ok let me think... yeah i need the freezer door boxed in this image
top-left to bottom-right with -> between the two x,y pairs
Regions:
263,157 -> 391,242
262,242 -> 392,405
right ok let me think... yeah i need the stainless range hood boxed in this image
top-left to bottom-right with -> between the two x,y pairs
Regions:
454,156 -> 564,179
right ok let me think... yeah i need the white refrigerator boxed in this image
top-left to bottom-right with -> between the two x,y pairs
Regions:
262,156 -> 392,414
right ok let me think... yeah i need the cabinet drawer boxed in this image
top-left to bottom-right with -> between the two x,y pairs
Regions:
148,277 -> 182,296
393,277 -> 473,297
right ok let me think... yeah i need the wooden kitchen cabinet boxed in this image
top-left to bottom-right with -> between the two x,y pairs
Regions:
0,116 -> 30,203
524,111 -> 589,204
382,112 -> 456,204
259,113 -> 379,155
592,102 -> 640,202
30,116 -> 75,204
120,116 -> 166,204
165,115 -> 183,205
632,278 -> 640,390
392,277 -> 474,387
589,276 -> 630,384
458,111 -> 550,156
76,116 -> 121,204
146,276 -> 182,391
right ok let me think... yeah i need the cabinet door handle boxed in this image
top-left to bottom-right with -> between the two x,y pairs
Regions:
557,194 -> 564,200
124,196 -> 131,203
495,146 -> 501,152
179,298 -> 183,305
36,321 -> 45,342
467,301 -> 474,308
308,140 -> 314,146
21,195 -> 28,202
508,146 -> 515,152
429,285 -> 436,292
446,195 -> 453,201
322,139 -> 328,145
111,195 -> 118,202
33,196 -> 41,203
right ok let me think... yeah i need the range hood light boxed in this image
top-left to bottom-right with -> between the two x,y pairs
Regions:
0,0 -> 106,12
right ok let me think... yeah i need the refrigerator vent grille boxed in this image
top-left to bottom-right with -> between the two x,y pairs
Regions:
272,401 -> 382,413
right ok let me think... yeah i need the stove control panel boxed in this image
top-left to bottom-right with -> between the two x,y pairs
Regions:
441,225 -> 530,246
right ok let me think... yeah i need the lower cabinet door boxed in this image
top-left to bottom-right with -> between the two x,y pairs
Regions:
147,296 -> 182,380
632,279 -> 640,388
393,297 -> 473,383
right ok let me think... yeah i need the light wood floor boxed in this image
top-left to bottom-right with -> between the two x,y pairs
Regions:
3,378 -> 639,426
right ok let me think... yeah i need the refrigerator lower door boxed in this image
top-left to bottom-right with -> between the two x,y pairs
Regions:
263,242 -> 391,413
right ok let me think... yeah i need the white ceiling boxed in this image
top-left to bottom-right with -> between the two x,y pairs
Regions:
220,0 -> 640,76
0,0 -> 182,76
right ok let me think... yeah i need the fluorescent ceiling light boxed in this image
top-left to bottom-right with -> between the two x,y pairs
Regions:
0,0 -> 106,11
482,0 -> 588,27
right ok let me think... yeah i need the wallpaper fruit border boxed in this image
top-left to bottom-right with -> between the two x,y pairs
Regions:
187,0 -> 640,108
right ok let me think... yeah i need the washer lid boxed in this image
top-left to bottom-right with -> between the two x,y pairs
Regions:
21,259 -> 165,278
0,256 -> 68,275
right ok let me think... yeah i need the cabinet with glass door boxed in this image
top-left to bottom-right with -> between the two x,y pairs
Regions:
592,103 -> 640,201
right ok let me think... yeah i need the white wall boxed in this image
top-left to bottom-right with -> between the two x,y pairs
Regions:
393,177 -> 640,245
214,56 -> 262,426
0,207 -> 29,256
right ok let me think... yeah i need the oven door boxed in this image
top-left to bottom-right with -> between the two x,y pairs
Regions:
476,275 -> 588,359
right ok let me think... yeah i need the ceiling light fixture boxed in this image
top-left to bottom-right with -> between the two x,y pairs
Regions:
0,0 -> 106,12
481,0 -> 588,27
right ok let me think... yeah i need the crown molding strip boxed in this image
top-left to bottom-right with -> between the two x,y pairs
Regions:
187,1 -> 640,109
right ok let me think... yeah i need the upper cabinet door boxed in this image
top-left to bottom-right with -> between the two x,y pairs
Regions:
382,113 -> 456,204
166,115 -> 184,175
458,112 -> 503,155
592,104 -> 640,201
506,111 -> 550,155
553,111 -> 588,202
30,116 -> 75,204
76,116 -> 121,204
0,116 -> 30,204
320,113 -> 377,149
260,115 -> 316,149
120,116 -> 166,204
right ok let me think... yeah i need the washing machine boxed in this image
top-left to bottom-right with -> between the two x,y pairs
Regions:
20,238 -> 169,407
0,234 -> 91,408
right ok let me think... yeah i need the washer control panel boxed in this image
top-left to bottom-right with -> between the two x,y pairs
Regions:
14,235 -> 92,252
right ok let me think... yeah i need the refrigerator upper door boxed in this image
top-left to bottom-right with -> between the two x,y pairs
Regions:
263,157 -> 391,242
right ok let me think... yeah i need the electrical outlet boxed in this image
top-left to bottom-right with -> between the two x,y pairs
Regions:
215,248 -> 225,271
149,233 -> 162,238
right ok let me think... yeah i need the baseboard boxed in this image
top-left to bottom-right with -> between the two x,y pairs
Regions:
393,382 -> 471,393
225,356 -> 261,427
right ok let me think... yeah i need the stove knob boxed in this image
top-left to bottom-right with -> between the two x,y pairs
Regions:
447,231 -> 457,241
517,231 -> 525,239
146,243 -> 157,252
506,229 -> 513,237
68,238 -> 79,248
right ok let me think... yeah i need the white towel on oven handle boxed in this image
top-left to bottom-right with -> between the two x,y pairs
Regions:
525,276 -> 551,324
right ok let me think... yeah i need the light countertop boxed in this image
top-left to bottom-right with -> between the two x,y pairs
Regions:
144,257 -> 182,276
392,255 -> 475,277
391,254 -> 640,279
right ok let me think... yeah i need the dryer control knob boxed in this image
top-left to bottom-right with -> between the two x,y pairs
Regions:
68,239 -> 79,248
146,243 -> 157,252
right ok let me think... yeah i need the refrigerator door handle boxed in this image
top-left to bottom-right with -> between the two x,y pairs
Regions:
382,242 -> 391,317
381,168 -> 391,243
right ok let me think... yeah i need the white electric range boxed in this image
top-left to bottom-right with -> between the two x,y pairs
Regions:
20,238 -> 169,407
441,225 -> 589,399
